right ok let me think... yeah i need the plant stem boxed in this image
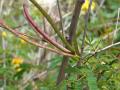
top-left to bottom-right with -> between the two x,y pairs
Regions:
0,21 -> 74,57
56,56 -> 69,85
92,41 -> 120,54
56,0 -> 84,85
77,0 -> 93,80
29,0 -> 74,52
77,0 -> 93,66
69,0 -> 84,43
81,41 -> 120,64
57,0 -> 64,35
23,1 -> 71,53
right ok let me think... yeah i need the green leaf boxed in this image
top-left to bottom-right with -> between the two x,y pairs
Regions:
86,69 -> 99,90
49,56 -> 63,70
75,80 -> 82,90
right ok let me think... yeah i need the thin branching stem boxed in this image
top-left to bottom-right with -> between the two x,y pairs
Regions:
0,21 -> 74,57
23,2 -> 71,53
83,41 -> 120,64
93,41 -> 120,54
77,0 -> 93,66
56,0 -> 84,85
29,0 -> 74,52
69,0 -> 84,43
56,0 -> 64,35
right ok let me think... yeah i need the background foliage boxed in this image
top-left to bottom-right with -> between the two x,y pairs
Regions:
0,0 -> 120,90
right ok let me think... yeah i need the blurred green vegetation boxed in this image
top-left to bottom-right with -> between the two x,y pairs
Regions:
0,0 -> 120,90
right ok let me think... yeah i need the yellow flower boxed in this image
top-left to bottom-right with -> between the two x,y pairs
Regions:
12,57 -> 23,72
81,0 -> 96,13
12,57 -> 23,65
2,31 -> 7,37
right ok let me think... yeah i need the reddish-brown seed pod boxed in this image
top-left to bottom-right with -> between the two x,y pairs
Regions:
23,1 -> 71,53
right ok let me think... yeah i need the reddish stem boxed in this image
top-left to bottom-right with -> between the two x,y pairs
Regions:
23,2 -> 71,54
0,20 -> 74,57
